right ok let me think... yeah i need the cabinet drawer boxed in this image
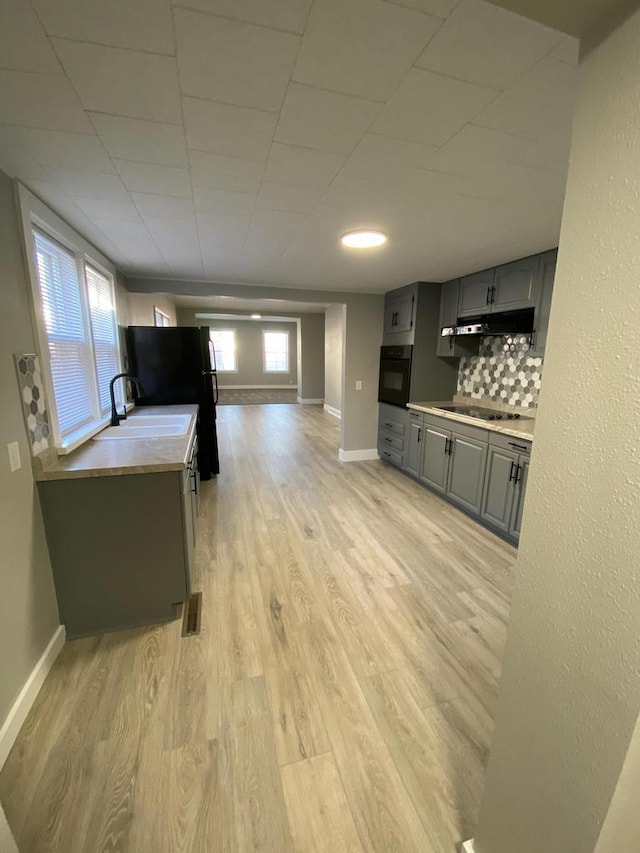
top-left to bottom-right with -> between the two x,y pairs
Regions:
489,431 -> 532,456
379,416 -> 405,437
379,446 -> 403,467
407,409 -> 425,424
379,431 -> 404,453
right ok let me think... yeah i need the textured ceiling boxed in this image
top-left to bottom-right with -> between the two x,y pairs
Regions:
0,0 -> 579,292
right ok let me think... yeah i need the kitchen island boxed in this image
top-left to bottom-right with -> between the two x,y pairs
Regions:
35,406 -> 200,638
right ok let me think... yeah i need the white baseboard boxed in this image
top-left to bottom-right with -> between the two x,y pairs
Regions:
462,840 -> 475,852
323,403 -> 341,420
338,448 -> 379,462
220,384 -> 297,390
297,397 -> 323,404
0,625 -> 65,770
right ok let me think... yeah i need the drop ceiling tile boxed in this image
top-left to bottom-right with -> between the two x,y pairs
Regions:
73,197 -> 142,222
275,84 -> 381,155
114,161 -> 192,198
341,133 -> 437,183
473,58 -> 577,141
143,217 -> 203,276
52,39 -> 182,124
89,114 -> 188,168
0,126 -> 115,173
0,70 -> 92,133
243,225 -> 295,262
194,186 -> 256,218
371,67 -> 498,146
256,182 -> 322,214
293,0 -> 442,101
90,219 -> 168,266
384,0 -> 459,18
183,97 -> 278,161
197,211 -> 249,243
177,0 -> 313,34
251,208 -> 308,230
130,193 -> 196,220
175,9 -> 299,112
0,0 -> 62,73
320,174 -> 408,210
32,0 -> 174,54
42,168 -> 130,200
263,144 -> 344,189
189,150 -> 265,194
415,0 -> 564,91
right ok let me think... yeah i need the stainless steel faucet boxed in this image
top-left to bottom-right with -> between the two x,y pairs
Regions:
109,373 -> 144,426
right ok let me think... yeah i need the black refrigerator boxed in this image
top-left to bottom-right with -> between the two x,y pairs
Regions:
126,326 -> 220,479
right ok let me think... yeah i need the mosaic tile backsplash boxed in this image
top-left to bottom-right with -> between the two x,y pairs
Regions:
457,335 -> 543,409
15,354 -> 51,455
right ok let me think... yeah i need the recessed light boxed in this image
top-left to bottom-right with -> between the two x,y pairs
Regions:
340,230 -> 387,249
251,313 -> 262,319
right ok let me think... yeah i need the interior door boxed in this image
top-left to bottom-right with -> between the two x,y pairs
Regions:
420,425 -> 450,494
447,433 -> 488,514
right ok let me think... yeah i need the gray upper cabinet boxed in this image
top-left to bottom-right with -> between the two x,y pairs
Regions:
458,269 -> 494,318
436,279 -> 480,358
530,249 -> 557,357
446,432 -> 488,514
384,289 -> 415,341
481,446 -> 518,533
420,423 -> 450,494
493,256 -> 539,312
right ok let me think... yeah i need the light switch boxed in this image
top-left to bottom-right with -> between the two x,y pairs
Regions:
355,380 -> 363,390
7,441 -> 22,473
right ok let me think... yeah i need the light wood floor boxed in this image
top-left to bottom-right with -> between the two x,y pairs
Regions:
0,404 -> 516,853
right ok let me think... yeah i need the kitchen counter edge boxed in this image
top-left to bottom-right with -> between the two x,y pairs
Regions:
407,401 -> 535,442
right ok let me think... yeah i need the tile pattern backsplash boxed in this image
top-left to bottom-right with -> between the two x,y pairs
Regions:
457,335 -> 543,409
15,354 -> 51,454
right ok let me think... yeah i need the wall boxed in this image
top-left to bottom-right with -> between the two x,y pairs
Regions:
202,318 -> 298,388
324,305 -> 345,415
474,9 -> 640,853
0,170 -> 60,737
298,313 -> 325,401
457,335 -> 543,408
128,292 -> 176,326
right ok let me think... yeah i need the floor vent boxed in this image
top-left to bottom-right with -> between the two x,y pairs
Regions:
181,592 -> 202,637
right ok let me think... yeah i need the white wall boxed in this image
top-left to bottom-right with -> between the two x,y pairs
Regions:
324,304 -> 345,415
474,10 -> 640,852
127,292 -> 176,326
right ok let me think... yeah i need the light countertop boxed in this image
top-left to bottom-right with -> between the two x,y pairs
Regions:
407,400 -> 535,442
33,405 -> 199,481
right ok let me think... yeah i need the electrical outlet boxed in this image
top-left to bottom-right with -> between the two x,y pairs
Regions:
7,441 -> 21,473
355,380 -> 363,391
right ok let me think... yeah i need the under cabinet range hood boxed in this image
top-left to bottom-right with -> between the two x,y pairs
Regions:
441,308 -> 535,338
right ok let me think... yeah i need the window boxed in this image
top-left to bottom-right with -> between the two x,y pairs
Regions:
209,329 -> 237,372
263,330 -> 289,373
29,226 -> 121,451
154,306 -> 170,326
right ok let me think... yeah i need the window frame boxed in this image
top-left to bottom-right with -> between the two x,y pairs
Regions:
262,329 -> 290,374
154,306 -> 171,327
209,328 -> 238,373
18,184 -> 123,454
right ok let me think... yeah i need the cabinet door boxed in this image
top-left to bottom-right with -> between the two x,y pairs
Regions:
481,446 -> 518,533
395,293 -> 415,333
458,270 -> 494,318
436,281 -> 459,356
404,421 -> 424,477
446,432 -> 488,514
493,257 -> 538,312
419,425 -> 450,493
384,297 -> 400,335
510,458 -> 530,539
181,470 -> 195,597
530,250 -> 557,356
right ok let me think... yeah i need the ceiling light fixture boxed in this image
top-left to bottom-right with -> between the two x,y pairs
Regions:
340,229 -> 387,249
251,313 -> 262,319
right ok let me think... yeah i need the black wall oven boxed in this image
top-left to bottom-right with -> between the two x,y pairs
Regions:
378,345 -> 412,407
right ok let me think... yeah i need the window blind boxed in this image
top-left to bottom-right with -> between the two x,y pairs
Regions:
86,263 -> 120,414
33,229 -> 93,437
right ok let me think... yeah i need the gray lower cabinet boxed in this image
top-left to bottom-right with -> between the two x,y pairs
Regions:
378,402 -> 407,468
420,423 -> 450,493
404,410 -> 424,477
446,433 -> 488,514
39,444 -> 199,638
480,434 -> 531,541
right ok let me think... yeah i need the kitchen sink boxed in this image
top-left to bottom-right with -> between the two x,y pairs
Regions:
93,413 -> 191,440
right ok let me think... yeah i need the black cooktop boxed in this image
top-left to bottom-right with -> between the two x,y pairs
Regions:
437,405 -> 532,422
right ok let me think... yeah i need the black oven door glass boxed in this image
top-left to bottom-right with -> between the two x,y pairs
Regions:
378,358 -> 411,406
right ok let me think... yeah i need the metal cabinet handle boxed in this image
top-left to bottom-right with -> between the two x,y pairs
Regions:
490,285 -> 496,304
417,427 -> 422,442
383,436 -> 392,443
486,286 -> 491,305
515,464 -> 523,484
384,421 -> 393,428
509,461 -> 517,482
508,442 -> 529,452
444,438 -> 453,455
